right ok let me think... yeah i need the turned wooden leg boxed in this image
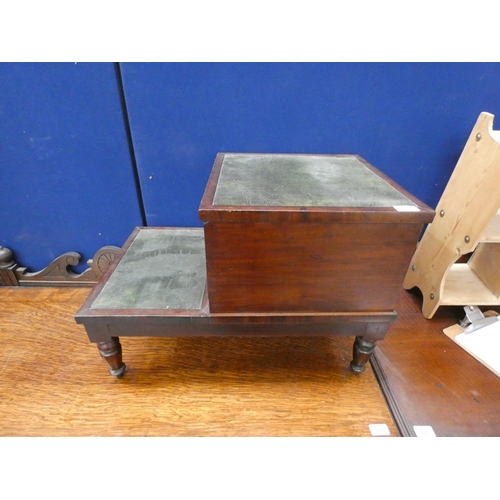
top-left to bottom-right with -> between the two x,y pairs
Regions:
97,337 -> 126,378
350,336 -> 377,374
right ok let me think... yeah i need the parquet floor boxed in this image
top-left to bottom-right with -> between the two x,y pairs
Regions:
0,287 -> 398,436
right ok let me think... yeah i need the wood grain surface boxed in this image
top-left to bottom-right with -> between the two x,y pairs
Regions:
403,112 -> 500,318
204,221 -> 421,313
0,287 -> 398,436
376,287 -> 500,436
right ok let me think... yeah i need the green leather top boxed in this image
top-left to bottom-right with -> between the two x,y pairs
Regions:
213,154 -> 416,208
91,228 -> 206,310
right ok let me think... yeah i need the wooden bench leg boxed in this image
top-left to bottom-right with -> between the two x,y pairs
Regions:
350,336 -> 377,374
97,337 -> 126,378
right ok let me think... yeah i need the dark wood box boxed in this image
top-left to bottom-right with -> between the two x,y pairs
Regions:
199,153 -> 434,314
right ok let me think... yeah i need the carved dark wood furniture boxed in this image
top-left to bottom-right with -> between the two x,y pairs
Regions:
75,154 -> 434,377
0,245 -> 120,287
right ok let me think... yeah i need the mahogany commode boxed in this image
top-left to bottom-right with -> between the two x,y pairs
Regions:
75,154 -> 434,377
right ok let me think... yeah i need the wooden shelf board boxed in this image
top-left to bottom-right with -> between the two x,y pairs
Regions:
441,263 -> 500,305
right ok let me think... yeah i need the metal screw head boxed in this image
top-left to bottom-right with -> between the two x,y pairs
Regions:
439,210 -> 445,217
465,235 -> 470,243
412,264 -> 416,271
430,293 -> 435,300
476,133 -> 482,141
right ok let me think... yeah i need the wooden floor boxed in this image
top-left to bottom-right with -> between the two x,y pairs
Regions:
0,287 -> 398,437
375,288 -> 500,437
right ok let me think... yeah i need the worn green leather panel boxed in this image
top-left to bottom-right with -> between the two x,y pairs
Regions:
91,228 -> 206,310
213,154 -> 415,208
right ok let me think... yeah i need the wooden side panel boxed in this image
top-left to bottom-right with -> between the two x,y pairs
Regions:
403,112 -> 500,318
479,210 -> 500,242
204,222 -> 422,313
469,243 -> 500,297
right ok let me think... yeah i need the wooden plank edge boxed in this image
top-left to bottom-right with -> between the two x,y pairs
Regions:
370,351 -> 416,437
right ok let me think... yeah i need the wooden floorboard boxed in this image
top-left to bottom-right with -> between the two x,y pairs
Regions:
0,287 -> 398,437
376,288 -> 500,437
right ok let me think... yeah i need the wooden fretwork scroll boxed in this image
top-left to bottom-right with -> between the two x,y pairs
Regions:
0,245 -> 120,287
